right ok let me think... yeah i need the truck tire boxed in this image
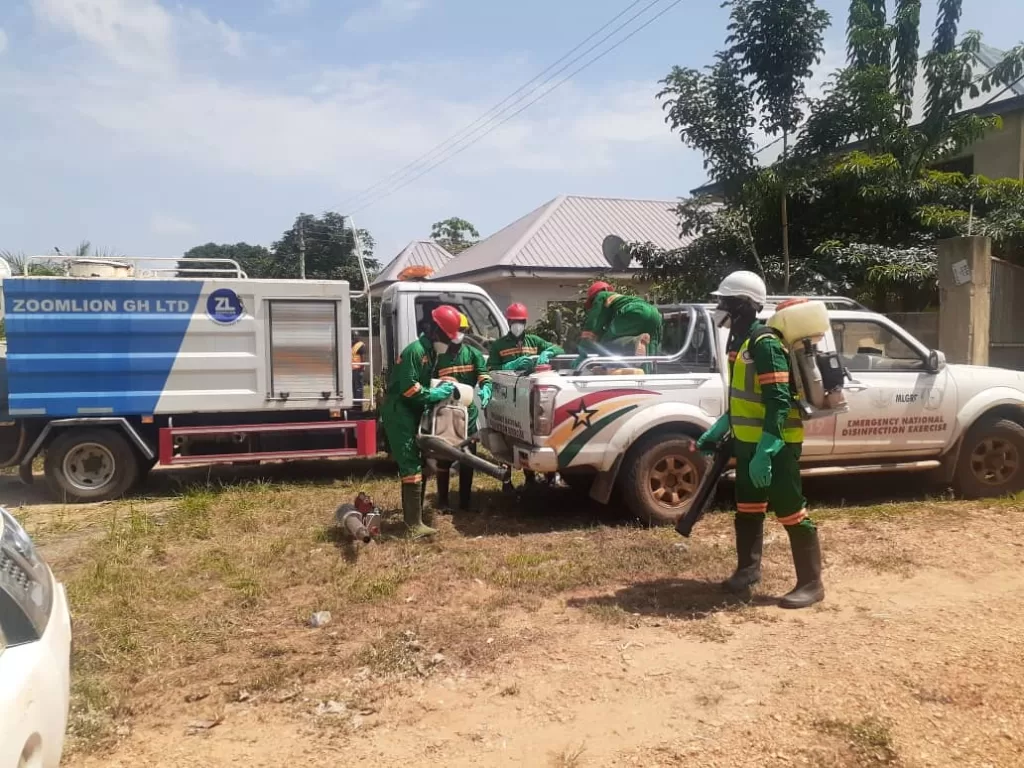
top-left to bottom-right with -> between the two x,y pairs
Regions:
44,428 -> 140,503
621,432 -> 704,526
954,417 -> 1024,499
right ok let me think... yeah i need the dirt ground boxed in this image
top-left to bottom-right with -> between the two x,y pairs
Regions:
7,462 -> 1024,768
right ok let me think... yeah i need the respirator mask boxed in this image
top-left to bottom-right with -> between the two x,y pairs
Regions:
510,322 -> 526,338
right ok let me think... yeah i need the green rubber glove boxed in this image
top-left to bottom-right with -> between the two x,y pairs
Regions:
537,349 -> 554,365
749,433 -> 785,489
423,381 -> 455,405
478,381 -> 493,409
695,414 -> 730,455
502,356 -> 535,372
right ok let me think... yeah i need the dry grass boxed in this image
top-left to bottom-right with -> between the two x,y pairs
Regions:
49,468 -> 722,754
814,716 -> 900,766
23,460 -> 1013,760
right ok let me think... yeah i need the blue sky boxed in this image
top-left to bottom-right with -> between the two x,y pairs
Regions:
1,0 -> 1022,267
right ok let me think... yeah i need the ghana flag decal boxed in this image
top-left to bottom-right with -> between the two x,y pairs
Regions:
550,388 -> 659,469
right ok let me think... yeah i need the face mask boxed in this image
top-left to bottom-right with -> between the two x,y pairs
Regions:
433,341 -> 449,354
713,309 -> 731,328
510,322 -> 526,337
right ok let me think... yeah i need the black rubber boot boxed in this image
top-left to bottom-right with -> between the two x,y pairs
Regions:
436,465 -> 451,511
780,525 -> 825,609
402,483 -> 436,539
722,514 -> 764,594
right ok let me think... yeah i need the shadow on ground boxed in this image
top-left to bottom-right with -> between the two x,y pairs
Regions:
567,578 -> 778,620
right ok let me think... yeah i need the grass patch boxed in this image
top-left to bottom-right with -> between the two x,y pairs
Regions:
549,744 -> 587,768
815,716 -> 899,766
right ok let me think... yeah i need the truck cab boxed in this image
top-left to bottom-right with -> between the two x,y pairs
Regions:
376,280 -> 508,376
483,298 -> 1024,525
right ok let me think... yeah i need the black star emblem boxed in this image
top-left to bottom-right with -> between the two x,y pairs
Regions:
568,399 -> 598,430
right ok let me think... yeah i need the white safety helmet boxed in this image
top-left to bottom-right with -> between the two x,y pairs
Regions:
712,270 -> 767,307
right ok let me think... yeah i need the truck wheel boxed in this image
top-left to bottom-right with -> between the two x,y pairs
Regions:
954,417 -> 1024,499
621,433 -> 704,526
44,428 -> 140,503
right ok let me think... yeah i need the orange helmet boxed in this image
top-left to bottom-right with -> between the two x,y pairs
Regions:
431,305 -> 463,341
505,303 -> 528,322
586,281 -> 611,309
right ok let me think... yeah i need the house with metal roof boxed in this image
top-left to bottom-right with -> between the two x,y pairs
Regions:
692,43 -> 1024,198
433,195 -> 690,319
370,239 -> 453,297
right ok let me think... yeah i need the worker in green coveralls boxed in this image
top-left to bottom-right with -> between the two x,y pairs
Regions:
433,312 -> 493,511
695,271 -> 825,609
488,303 -> 563,487
380,304 -> 463,539
573,281 -> 663,368
487,303 -> 563,373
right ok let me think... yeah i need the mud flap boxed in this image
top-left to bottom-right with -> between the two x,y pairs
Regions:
589,454 -> 622,505
19,458 -> 33,485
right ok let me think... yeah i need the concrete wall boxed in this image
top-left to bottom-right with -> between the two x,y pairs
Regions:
470,275 -> 653,321
972,110 -> 1024,180
937,236 -> 992,365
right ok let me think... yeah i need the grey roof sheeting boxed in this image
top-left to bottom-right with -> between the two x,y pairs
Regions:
691,44 -> 1024,195
434,195 -> 690,279
371,240 -> 453,286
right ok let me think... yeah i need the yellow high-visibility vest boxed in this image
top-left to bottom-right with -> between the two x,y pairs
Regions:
729,334 -> 804,445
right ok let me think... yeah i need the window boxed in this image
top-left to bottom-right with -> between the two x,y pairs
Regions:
831,320 -> 925,372
656,308 -> 713,372
414,295 -> 503,355
931,155 -> 974,175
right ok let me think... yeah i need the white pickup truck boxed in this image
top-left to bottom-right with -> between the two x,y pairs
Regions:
482,298 -> 1024,524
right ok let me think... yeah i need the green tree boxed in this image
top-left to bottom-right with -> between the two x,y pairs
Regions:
644,0 -> 1024,311
429,217 -> 480,255
178,242 -> 274,278
726,0 -> 831,288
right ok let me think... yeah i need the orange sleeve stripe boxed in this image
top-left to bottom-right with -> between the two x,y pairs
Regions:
604,293 -> 622,307
477,374 -> 491,383
580,331 -> 598,341
402,383 -> 422,397
401,474 -> 422,484
758,372 -> 790,385
777,509 -> 808,526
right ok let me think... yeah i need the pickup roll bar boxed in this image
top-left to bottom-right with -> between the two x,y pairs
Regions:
563,306 -> 705,375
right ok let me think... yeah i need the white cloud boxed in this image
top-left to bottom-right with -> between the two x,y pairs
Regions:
183,8 -> 244,57
0,28 -> 8,55
344,0 -> 427,32
31,0 -> 175,74
150,213 -> 196,235
270,0 -> 310,14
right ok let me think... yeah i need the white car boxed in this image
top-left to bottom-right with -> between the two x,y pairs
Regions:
1,507 -> 72,768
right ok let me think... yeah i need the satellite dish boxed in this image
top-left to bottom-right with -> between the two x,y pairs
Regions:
601,234 -> 630,271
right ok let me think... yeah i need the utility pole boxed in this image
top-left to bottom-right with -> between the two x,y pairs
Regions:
299,219 -> 306,280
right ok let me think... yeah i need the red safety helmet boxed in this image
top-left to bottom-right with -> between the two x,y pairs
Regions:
505,303 -> 528,322
585,281 -> 612,309
431,305 -> 463,341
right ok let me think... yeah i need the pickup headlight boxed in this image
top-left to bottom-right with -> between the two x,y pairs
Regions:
0,507 -> 54,646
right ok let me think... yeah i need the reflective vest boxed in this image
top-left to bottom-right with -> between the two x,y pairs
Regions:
729,332 -> 804,445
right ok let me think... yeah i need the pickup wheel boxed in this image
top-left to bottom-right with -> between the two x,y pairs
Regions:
621,433 -> 704,526
954,417 -> 1024,499
44,428 -> 140,503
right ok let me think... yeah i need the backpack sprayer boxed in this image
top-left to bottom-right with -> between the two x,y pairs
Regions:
415,379 -> 511,482
676,299 -> 852,538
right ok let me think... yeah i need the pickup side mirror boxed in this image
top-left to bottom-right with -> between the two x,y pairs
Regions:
927,349 -> 946,373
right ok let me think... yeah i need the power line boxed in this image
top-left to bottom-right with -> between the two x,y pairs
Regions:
348,0 -> 684,215
332,0 -> 650,214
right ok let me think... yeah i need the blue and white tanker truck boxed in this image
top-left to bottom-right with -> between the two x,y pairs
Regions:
0,254 -> 507,502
